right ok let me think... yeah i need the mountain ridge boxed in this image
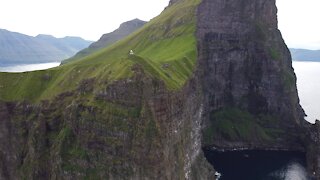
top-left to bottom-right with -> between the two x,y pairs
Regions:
290,48 -> 320,61
63,18 -> 146,63
0,1 -> 212,179
0,29 -> 92,65
0,0 -> 320,179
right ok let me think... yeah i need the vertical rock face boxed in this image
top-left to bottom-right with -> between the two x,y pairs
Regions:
197,0 -> 306,148
306,121 -> 320,179
0,0 -> 215,179
197,0 -> 303,121
196,0 -> 320,178
0,66 -> 214,179
1,0 -> 320,179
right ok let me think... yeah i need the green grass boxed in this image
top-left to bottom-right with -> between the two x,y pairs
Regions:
0,0 -> 201,102
203,108 -> 271,143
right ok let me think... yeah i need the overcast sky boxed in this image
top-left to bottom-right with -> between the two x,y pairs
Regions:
277,0 -> 320,50
0,0 -> 319,50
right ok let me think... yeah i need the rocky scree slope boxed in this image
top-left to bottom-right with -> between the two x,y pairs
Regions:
64,19 -> 147,64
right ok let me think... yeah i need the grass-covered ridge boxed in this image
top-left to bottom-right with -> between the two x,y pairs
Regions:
0,0 -> 201,102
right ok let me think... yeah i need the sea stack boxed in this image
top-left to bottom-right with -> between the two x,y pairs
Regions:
0,0 -> 319,179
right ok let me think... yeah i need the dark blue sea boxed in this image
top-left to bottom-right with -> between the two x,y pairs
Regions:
204,149 -> 311,180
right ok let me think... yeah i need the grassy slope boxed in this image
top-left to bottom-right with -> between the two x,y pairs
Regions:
202,108 -> 290,146
0,0 -> 201,102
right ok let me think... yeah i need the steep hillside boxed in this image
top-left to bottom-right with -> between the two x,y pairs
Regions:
1,0 -> 320,179
0,29 -> 92,65
0,0 -> 215,179
290,48 -> 320,61
0,0 -> 199,102
64,19 -> 146,63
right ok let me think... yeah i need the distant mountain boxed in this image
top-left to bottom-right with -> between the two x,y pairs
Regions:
290,48 -> 320,62
1,0 -> 317,179
63,19 -> 146,64
0,29 -> 92,65
35,35 -> 92,56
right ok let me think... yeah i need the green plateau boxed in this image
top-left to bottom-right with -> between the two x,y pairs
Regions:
0,0 -> 200,102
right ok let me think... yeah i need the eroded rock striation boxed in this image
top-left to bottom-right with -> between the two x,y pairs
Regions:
0,65 -> 214,179
198,0 -> 305,148
0,0 -> 320,179
197,0 -> 320,178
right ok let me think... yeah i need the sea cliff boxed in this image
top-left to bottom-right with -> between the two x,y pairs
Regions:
0,0 -> 319,179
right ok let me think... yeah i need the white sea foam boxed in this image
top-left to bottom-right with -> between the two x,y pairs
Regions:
270,161 -> 309,180
284,162 -> 308,180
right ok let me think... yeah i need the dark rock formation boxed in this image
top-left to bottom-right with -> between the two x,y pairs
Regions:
1,0 -> 320,179
197,0 -> 305,148
0,65 -> 214,179
196,0 -> 320,179
306,120 -> 320,179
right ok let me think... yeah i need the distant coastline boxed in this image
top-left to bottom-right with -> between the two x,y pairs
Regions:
290,48 -> 320,62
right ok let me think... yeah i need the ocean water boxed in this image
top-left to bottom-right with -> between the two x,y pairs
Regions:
0,61 -> 318,123
293,61 -> 320,123
204,61 -> 318,180
0,62 -> 60,72
204,150 -> 310,180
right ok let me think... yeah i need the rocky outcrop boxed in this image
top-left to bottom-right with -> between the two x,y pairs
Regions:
197,0 -> 306,148
0,65 -> 214,179
1,0 -> 320,179
306,120 -> 320,179
196,0 -> 320,178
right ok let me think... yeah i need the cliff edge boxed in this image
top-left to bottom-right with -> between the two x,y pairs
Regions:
0,0 -> 319,179
198,0 -> 305,148
197,0 -> 319,178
